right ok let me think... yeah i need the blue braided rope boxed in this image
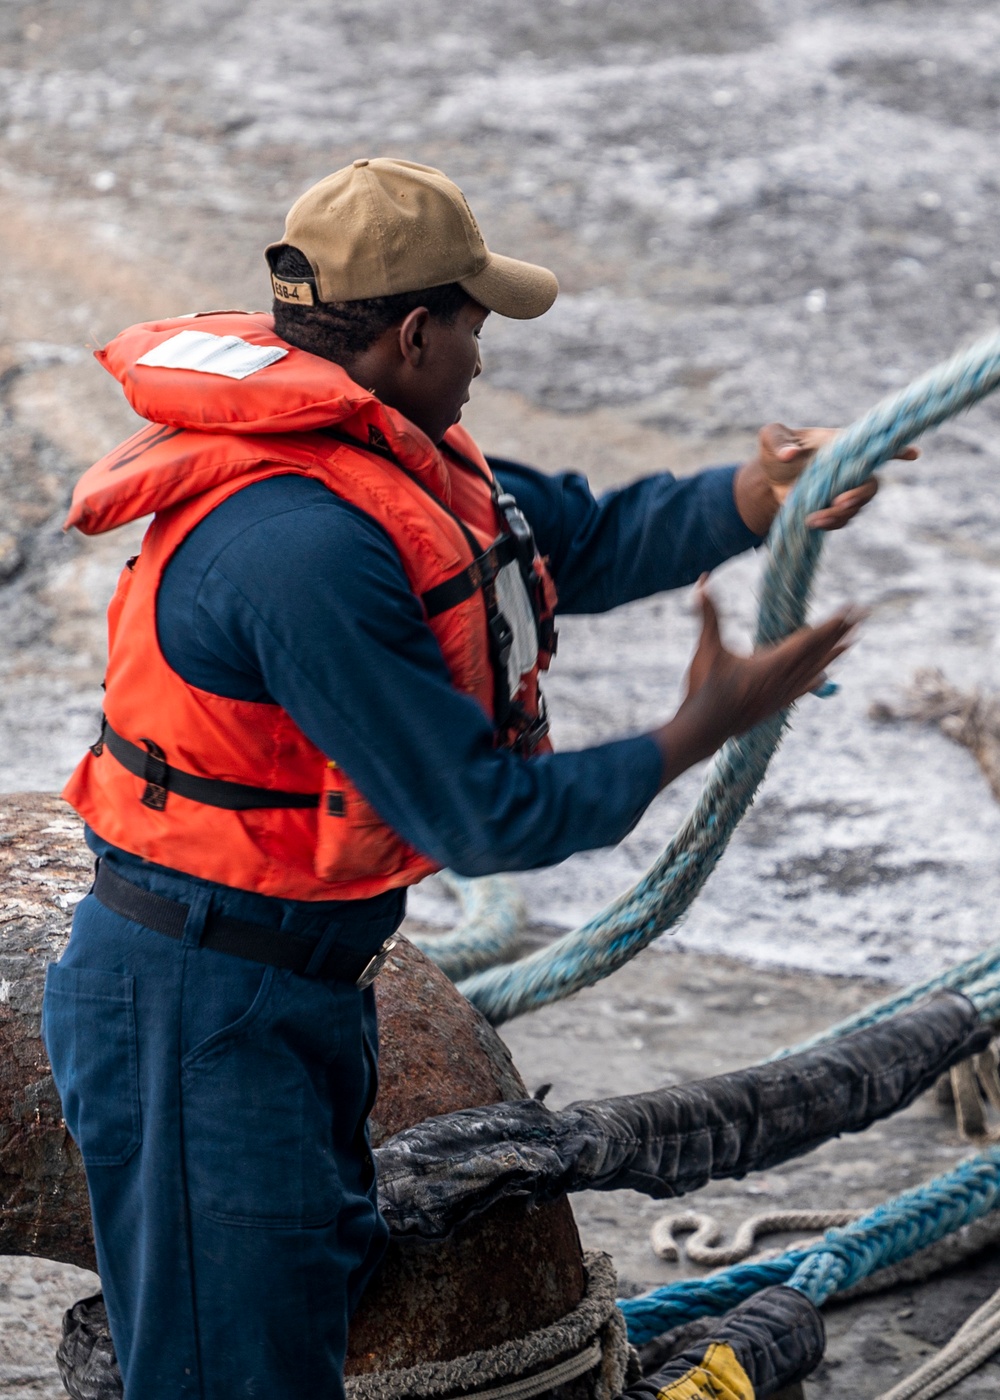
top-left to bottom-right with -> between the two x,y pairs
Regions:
618,1146 -> 1000,1344
461,330 -> 1000,1025
964,972 -> 1000,1022
770,945 -> 1000,1060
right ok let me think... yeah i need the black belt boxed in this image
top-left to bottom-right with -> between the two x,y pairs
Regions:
93,861 -> 398,988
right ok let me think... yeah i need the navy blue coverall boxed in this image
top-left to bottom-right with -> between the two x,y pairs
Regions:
42,459 -> 761,1400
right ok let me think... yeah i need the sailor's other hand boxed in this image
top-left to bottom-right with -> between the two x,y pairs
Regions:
652,578 -> 863,788
735,422 -> 919,535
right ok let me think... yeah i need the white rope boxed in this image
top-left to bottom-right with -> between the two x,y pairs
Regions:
649,1209 -> 858,1266
650,1203 -> 1000,1288
875,1281 -> 1000,1400
458,1341 -> 603,1400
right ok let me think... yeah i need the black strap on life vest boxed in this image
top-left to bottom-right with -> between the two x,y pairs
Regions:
322,424 -> 400,466
421,534 -> 519,618
321,425 -> 551,754
322,427 -> 518,619
93,717 -> 321,811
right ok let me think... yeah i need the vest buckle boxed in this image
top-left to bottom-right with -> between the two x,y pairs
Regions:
89,714 -> 108,758
139,738 -> 169,811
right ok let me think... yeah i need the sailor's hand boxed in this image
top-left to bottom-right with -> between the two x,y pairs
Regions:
652,578 -> 862,788
735,422 -> 919,535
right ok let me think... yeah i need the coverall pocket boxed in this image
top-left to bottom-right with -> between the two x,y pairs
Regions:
42,964 -> 141,1168
180,969 -> 344,1227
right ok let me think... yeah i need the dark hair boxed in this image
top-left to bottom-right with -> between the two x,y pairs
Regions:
270,245 -> 470,362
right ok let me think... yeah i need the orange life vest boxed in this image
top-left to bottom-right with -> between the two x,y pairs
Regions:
63,312 -> 557,901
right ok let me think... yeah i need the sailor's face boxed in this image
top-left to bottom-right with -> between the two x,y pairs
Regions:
420,299 -> 487,443
382,297 -> 489,445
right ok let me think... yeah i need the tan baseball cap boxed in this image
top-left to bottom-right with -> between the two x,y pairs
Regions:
266,158 -> 558,319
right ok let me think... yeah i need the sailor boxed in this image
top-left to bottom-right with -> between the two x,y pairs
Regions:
42,158 -> 897,1399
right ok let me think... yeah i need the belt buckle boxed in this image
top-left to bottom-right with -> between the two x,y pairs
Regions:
356,936 -> 399,989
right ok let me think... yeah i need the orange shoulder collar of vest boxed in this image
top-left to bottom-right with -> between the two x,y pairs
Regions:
97,310 -> 374,434
67,311 -> 490,535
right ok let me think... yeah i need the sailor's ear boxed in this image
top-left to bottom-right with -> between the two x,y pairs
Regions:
398,306 -> 431,366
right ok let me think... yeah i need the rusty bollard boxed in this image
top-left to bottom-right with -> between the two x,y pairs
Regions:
0,794 -> 594,1395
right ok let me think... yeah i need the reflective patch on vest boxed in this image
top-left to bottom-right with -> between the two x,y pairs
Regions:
494,560 -> 538,695
655,1343 -> 755,1400
136,330 -> 288,380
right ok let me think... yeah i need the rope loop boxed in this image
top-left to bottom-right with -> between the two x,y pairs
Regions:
459,331 -> 1000,1025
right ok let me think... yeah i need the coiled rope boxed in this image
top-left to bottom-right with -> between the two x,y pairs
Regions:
618,1145 -> 1000,1345
456,330 -> 1000,1025
408,872 -> 526,980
